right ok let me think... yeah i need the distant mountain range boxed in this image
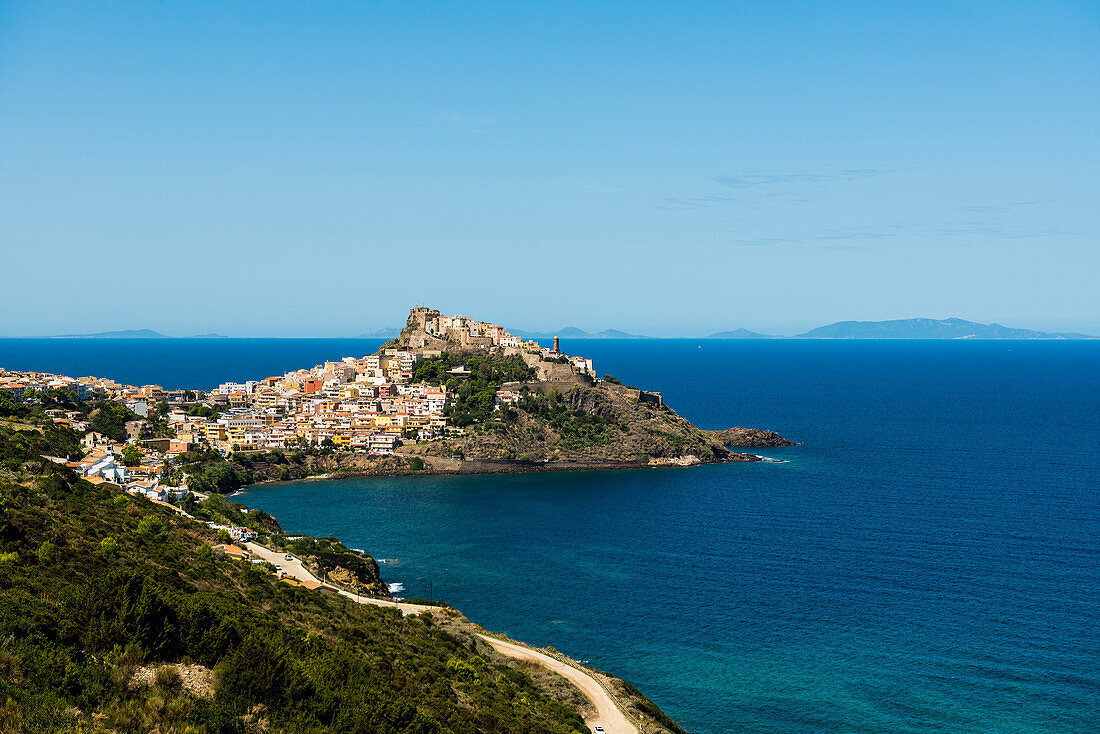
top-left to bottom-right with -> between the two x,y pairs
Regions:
12,318 -> 1094,340
355,327 -> 402,338
706,318 -> 1096,340
705,328 -> 777,339
14,329 -> 232,339
527,318 -> 1093,340
40,329 -> 169,339
516,327 -> 650,339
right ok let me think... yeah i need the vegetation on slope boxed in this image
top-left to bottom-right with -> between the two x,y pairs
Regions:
412,353 -> 536,426
406,382 -> 742,465
0,418 -> 592,733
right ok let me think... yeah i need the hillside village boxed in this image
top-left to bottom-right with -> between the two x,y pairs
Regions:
0,308 -> 602,506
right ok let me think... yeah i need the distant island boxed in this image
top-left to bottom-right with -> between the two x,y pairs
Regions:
16,330 -> 229,339
515,326 -> 650,339
355,327 -> 402,338
706,318 -> 1096,340
18,317 -> 1092,341
38,328 -> 169,339
706,328 -> 777,339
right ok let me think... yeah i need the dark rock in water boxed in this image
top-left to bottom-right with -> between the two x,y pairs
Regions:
707,427 -> 795,447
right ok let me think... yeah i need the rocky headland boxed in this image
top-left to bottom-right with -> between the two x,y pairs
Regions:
384,308 -> 792,473
705,427 -> 797,447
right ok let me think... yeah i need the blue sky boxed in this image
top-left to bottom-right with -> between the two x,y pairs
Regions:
1,1 -> 1097,336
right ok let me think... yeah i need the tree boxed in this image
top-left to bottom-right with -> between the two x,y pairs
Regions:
181,492 -> 199,515
91,401 -> 137,442
121,445 -> 142,467
100,536 -> 119,557
36,541 -> 57,565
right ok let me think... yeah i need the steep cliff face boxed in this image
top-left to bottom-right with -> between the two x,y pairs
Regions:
383,306 -> 792,470
706,427 -> 796,447
404,382 -> 762,467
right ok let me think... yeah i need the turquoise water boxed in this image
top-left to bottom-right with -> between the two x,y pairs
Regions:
236,341 -> 1099,734
3,338 -> 1097,731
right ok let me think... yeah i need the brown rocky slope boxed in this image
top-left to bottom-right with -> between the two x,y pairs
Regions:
705,427 -> 797,447
402,381 -> 772,468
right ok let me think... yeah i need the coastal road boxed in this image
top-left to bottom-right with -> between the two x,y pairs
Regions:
243,541 -> 429,616
476,634 -> 638,734
242,541 -> 635,732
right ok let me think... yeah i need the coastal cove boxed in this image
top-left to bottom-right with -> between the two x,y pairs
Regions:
3,337 -> 1098,732
235,339 -> 1100,734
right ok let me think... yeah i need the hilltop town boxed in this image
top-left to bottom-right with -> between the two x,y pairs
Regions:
0,307 -> 788,502
0,307 -> 786,733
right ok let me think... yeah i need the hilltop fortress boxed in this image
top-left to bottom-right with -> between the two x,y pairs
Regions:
397,306 -> 594,383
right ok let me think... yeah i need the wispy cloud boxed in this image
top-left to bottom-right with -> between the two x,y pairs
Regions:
953,199 -> 1055,215
714,167 -> 892,189
659,167 -> 894,210
729,218 -> 1076,250
659,191 -> 810,210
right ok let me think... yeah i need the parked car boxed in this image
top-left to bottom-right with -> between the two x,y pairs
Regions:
284,554 -> 293,561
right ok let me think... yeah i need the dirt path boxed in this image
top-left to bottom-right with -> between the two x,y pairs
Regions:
243,541 -> 430,615
240,541 -> 636,732
477,634 -> 638,734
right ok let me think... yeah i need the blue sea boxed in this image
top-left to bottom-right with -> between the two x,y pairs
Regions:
2,338 -> 1097,733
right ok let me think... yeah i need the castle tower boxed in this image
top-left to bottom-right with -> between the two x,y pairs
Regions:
553,335 -> 560,353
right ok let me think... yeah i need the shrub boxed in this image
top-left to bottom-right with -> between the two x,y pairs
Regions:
155,665 -> 182,691
36,541 -> 57,565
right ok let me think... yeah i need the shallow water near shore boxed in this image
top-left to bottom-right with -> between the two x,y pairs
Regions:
4,337 -> 1097,732
235,340 -> 1099,734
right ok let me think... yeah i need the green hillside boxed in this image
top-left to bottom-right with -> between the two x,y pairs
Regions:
0,417 -> 590,733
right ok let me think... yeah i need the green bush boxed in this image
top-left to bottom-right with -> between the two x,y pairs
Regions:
36,541 -> 57,565
99,537 -> 119,557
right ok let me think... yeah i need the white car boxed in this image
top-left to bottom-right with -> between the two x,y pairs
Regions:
594,727 -> 605,733
284,554 -> 293,561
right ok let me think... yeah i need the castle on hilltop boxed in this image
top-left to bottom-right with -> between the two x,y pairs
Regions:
403,307 -> 595,381
406,306 -> 527,350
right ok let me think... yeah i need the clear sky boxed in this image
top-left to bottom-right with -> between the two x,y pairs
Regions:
1,1 -> 1097,337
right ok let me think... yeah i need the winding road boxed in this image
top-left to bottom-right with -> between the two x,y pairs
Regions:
476,635 -> 638,734
243,541 -> 428,615
241,541 -> 637,733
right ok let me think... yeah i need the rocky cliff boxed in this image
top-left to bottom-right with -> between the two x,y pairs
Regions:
706,427 -> 796,447
403,381 -> 768,468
